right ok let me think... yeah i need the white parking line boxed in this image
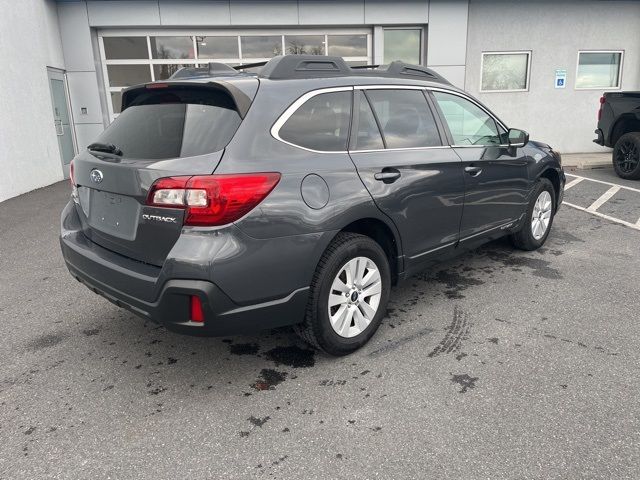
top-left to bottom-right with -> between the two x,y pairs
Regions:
563,202 -> 640,231
563,173 -> 640,231
565,173 -> 640,194
587,186 -> 620,212
564,176 -> 584,191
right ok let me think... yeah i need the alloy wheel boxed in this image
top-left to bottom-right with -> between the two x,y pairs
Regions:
328,256 -> 382,338
615,140 -> 640,174
531,190 -> 552,240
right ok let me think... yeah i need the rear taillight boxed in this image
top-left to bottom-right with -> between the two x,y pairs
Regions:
598,95 -> 605,121
147,173 -> 281,226
69,160 -> 75,186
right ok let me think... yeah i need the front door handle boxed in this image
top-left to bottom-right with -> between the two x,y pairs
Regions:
465,165 -> 483,177
374,168 -> 401,183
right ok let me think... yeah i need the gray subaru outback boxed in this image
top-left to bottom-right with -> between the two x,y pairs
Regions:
60,55 -> 565,355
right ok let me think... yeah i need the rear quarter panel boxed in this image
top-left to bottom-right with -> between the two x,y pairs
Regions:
208,80 -> 402,303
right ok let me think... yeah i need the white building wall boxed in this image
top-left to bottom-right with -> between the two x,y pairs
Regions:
0,0 -> 65,202
465,0 -> 640,153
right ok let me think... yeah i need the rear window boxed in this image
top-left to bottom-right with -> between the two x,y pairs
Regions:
278,91 -> 352,152
94,87 -> 241,159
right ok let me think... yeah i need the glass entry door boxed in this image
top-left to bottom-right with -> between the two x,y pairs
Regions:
47,68 -> 76,179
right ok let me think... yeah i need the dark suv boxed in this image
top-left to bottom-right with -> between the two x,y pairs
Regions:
60,55 -> 565,355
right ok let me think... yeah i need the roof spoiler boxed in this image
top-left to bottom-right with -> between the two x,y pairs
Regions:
120,81 -> 254,118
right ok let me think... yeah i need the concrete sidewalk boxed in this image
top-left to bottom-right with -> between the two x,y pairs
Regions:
561,152 -> 611,170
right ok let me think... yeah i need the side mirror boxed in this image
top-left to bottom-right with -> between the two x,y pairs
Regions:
508,128 -> 529,148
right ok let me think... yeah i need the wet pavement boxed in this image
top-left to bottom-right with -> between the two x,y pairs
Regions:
1,179 -> 639,479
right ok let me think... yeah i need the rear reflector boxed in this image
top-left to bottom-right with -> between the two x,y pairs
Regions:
190,295 -> 204,323
147,173 -> 281,226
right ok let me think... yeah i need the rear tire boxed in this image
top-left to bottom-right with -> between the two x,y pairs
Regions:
613,132 -> 640,180
510,178 -> 555,251
294,232 -> 391,356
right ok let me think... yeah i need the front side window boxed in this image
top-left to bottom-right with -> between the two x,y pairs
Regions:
366,89 -> 441,149
481,52 -> 530,92
433,92 -> 501,146
278,91 -> 352,152
576,51 -> 622,89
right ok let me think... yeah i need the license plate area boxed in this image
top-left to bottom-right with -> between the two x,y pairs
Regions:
87,190 -> 140,240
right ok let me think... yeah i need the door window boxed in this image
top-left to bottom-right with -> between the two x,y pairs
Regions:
366,89 -> 441,149
278,91 -> 352,152
432,92 -> 502,146
353,91 -> 384,150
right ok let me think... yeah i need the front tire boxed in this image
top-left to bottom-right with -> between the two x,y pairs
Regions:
295,232 -> 391,356
510,178 -> 555,251
613,132 -> 640,180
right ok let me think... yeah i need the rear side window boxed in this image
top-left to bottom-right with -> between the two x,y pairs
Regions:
278,91 -> 352,152
366,89 -> 441,149
353,91 -> 384,150
93,87 -> 241,160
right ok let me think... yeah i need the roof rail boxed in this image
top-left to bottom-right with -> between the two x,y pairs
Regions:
258,55 -> 450,84
384,61 -> 450,84
259,55 -> 351,79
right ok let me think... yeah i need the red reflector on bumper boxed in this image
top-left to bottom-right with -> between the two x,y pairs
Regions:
190,295 -> 204,323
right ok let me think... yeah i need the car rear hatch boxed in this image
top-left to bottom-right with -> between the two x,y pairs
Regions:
71,80 -> 257,266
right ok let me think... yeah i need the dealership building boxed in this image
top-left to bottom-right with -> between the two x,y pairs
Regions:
1,0 -> 639,202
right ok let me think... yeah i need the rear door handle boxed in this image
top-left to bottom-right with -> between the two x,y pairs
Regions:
465,165 -> 483,177
374,168 -> 401,183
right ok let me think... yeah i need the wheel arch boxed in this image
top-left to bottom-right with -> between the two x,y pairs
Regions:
336,217 -> 403,285
539,167 -> 561,210
610,114 -> 640,146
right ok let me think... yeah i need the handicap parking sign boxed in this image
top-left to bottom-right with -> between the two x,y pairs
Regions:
555,69 -> 567,89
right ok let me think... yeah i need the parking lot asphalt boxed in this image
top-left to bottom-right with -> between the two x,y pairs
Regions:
1,176 -> 639,479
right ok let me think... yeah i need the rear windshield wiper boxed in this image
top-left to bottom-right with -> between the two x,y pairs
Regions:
87,142 -> 123,156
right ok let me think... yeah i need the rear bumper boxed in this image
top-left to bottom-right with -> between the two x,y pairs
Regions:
60,201 -> 308,336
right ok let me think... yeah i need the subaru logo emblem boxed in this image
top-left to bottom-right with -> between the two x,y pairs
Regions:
90,169 -> 104,184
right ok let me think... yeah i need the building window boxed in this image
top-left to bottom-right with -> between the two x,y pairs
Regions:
383,28 -> 422,65
480,52 -> 531,92
99,30 -> 371,121
576,51 -> 623,90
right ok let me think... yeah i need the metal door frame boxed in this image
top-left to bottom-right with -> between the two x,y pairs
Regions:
47,67 -> 78,178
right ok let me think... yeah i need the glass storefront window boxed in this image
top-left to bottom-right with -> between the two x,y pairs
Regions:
481,52 -> 530,92
106,64 -> 152,87
328,35 -> 367,58
196,36 -> 239,59
103,37 -> 148,60
285,35 -> 324,55
101,31 -> 371,120
576,52 -> 622,89
110,91 -> 123,114
383,29 -> 421,65
150,36 -> 195,59
241,36 -> 282,58
153,64 -> 192,81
